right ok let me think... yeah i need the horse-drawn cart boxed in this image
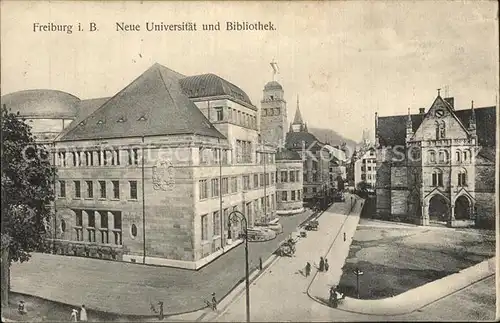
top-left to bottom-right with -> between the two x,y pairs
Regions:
276,238 -> 296,257
305,220 -> 319,231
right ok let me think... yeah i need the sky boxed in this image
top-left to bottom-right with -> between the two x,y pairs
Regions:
1,0 -> 498,142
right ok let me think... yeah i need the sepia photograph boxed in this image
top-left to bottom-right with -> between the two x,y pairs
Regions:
0,1 -> 498,322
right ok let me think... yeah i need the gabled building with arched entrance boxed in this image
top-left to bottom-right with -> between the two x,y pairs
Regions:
376,91 -> 496,228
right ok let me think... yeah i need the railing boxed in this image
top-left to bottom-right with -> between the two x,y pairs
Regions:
44,239 -> 124,260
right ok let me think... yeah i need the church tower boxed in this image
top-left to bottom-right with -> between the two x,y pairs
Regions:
260,61 -> 287,146
291,95 -> 306,132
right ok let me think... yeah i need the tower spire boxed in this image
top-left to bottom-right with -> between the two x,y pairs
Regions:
292,95 -> 303,125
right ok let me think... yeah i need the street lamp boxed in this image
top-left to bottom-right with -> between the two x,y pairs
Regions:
228,210 -> 250,322
353,267 -> 364,299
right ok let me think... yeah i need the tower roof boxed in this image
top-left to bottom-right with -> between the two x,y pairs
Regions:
264,81 -> 283,90
292,95 -> 304,125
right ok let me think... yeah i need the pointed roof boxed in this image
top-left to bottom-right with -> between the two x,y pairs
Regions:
292,95 -> 303,125
58,63 -> 225,141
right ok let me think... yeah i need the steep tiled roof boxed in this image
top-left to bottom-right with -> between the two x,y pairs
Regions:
292,104 -> 303,125
179,74 -> 255,110
276,148 -> 301,161
285,131 -> 324,151
377,105 -> 496,147
477,146 -> 495,162
58,63 -> 225,141
1,89 -> 80,118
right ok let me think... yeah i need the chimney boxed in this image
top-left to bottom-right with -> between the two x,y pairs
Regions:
444,97 -> 454,109
419,108 -> 425,114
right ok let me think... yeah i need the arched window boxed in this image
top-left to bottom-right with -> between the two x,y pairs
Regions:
60,219 -> 66,233
432,168 -> 443,187
458,169 -> 467,186
439,150 -> 448,163
435,121 -> 440,139
440,121 -> 446,138
463,150 -> 469,162
456,150 -> 461,163
428,150 -> 436,163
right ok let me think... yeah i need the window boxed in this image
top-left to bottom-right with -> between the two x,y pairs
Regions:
87,210 -> 96,242
265,174 -> 270,185
463,150 -> 469,162
199,180 -> 208,199
312,187 -> 317,193
456,150 -> 461,162
290,171 -> 295,182
131,224 -> 138,238
112,211 -> 122,245
86,181 -> 93,198
298,190 -> 301,200
60,219 -> 66,233
59,180 -> 66,197
260,174 -> 264,187
253,174 -> 259,188
275,108 -> 280,115
74,181 -> 81,198
458,169 -> 467,186
211,178 -> 220,197
367,167 -> 371,171
72,152 -> 78,167
221,177 -> 229,195
439,150 -> 448,163
75,210 -> 83,226
432,169 -> 443,187
281,191 -> 287,201
129,181 -> 138,199
429,151 -> 436,163
213,211 -> 220,236
128,148 -> 139,165
281,171 -> 288,183
271,172 -> 275,184
291,191 -> 296,200
100,212 -> 108,229
85,151 -> 93,166
262,109 -> 267,116
215,107 -> 224,121
112,181 -> 120,199
304,187 -> 308,194
313,173 -> 318,182
243,176 -> 250,190
295,170 -> 300,182
201,214 -> 208,241
99,181 -> 106,198
231,177 -> 238,193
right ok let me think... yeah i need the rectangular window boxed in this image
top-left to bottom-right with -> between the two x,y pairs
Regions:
253,174 -> 259,188
312,187 -> 317,193
295,171 -> 300,182
290,171 -> 295,182
86,181 -> 93,198
291,191 -> 296,200
432,173 -> 437,186
97,151 -> 102,166
438,173 -> 443,187
213,211 -> 220,236
282,191 -> 287,201
112,180 -> 120,199
112,211 -> 122,245
281,171 -> 288,182
133,149 -> 139,165
215,107 -> 223,121
221,177 -> 229,195
99,181 -> 106,198
199,179 -> 208,200
260,174 -> 264,187
298,190 -> 301,200
103,151 -> 108,166
87,210 -> 96,228
100,212 -> 108,229
59,180 -> 66,197
228,108 -> 233,121
201,214 -> 208,241
74,181 -> 81,198
243,175 -> 250,190
129,181 -> 138,199
75,209 -> 83,226
211,178 -> 220,197
231,177 -> 238,193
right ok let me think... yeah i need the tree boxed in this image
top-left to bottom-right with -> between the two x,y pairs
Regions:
1,106 -> 56,305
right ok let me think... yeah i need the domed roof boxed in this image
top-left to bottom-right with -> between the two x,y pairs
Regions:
276,148 -> 301,161
1,89 -> 80,119
264,81 -> 283,90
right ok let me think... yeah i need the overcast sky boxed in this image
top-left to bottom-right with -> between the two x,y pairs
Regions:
1,1 -> 498,142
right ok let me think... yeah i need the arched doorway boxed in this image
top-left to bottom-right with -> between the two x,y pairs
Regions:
454,195 -> 471,220
429,194 -> 449,223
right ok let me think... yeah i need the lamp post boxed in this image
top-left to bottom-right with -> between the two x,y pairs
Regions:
228,210 -> 250,322
353,267 -> 364,299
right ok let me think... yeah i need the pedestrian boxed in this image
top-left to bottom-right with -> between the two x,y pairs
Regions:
158,301 -> 164,320
80,305 -> 88,322
17,300 -> 27,315
305,262 -> 311,277
343,232 -> 346,242
70,309 -> 78,322
259,257 -> 263,271
324,258 -> 329,271
211,292 -> 217,311
319,257 -> 325,272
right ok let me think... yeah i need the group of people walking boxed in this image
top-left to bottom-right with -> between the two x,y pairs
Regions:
304,256 -> 329,277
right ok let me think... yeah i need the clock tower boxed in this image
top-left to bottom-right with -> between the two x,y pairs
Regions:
260,62 -> 287,147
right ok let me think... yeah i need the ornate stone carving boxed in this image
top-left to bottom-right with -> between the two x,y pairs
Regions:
153,159 -> 175,191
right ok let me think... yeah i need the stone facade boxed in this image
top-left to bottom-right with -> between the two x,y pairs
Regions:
276,158 -> 304,215
376,93 -> 496,228
354,147 -> 377,189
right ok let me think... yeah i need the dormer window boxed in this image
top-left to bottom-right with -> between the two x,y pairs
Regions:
138,115 -> 147,121
117,117 -> 126,123
97,120 -> 104,125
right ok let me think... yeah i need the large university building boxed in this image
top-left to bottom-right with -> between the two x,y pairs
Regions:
3,63 -> 281,269
375,92 -> 496,228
